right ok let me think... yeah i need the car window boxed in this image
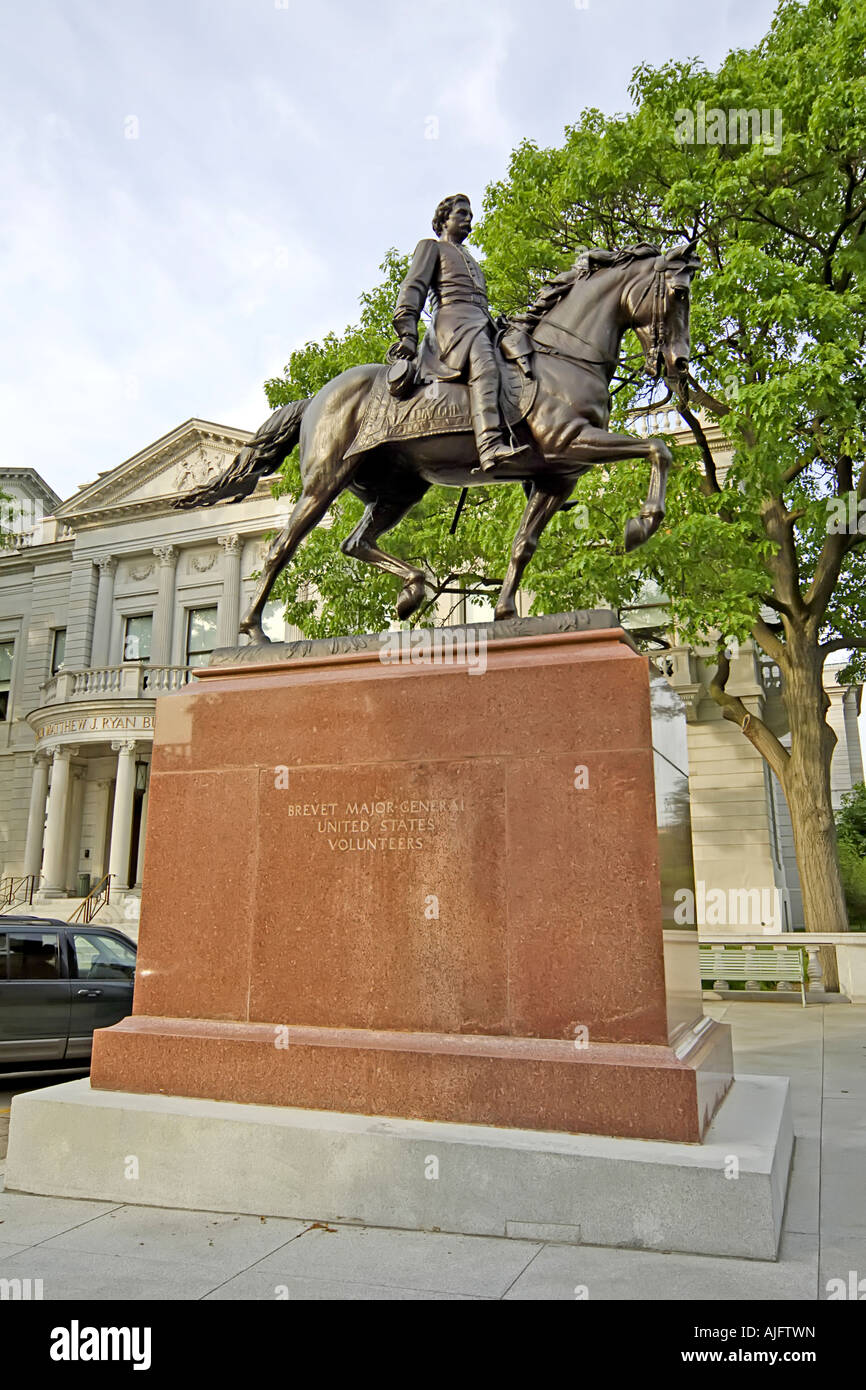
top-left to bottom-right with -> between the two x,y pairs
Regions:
7,931 -> 62,980
0,932 -> 7,979
71,933 -> 135,982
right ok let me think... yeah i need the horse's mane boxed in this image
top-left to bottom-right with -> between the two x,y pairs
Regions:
510,242 -> 663,331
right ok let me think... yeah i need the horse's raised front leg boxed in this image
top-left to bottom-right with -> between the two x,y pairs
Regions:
624,435 -> 671,552
570,426 -> 672,552
496,481 -> 574,621
341,482 -> 431,621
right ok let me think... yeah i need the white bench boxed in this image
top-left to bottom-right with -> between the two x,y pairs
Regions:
699,945 -> 808,1006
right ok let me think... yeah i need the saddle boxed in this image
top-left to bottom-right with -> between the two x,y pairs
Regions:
345,349 -> 537,461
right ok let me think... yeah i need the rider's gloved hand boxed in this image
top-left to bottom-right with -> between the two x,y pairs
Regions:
394,335 -> 418,360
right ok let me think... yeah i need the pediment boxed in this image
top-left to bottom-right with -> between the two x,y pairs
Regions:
53,419 -> 254,525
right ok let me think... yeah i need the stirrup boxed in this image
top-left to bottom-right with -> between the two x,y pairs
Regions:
474,440 -> 531,472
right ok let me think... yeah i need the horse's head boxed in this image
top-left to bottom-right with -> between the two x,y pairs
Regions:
626,239 -> 701,384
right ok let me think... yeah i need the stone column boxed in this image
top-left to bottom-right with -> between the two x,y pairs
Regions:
108,739 -> 137,891
90,556 -> 118,667
90,779 -> 113,883
39,746 -> 79,898
217,534 -> 242,647
135,781 -> 150,886
23,754 -> 51,880
150,544 -> 178,665
64,766 -> 86,893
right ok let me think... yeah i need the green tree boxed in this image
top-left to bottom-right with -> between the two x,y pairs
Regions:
837,782 -> 866,855
837,784 -> 866,926
473,0 -> 866,975
0,489 -> 15,549
260,0 -> 866,976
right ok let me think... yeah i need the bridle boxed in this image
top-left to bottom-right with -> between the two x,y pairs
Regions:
531,259 -> 672,378
629,260 -> 670,377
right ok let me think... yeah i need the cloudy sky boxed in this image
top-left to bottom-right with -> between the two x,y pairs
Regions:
1,0 -> 779,500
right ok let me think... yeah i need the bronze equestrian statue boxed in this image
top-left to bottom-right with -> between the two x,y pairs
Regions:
175,200 -> 700,646
391,194 -> 531,472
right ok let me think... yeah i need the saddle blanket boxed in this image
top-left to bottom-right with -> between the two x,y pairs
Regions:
345,361 -> 536,459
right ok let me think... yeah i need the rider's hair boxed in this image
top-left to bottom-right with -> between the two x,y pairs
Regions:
432,194 -> 470,236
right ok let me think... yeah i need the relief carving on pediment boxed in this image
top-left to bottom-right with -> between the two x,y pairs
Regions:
174,448 -> 229,494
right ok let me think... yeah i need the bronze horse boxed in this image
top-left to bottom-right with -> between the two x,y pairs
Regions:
176,240 -> 700,643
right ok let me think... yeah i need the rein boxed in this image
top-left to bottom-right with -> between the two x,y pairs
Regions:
532,317 -> 617,371
531,263 -> 668,376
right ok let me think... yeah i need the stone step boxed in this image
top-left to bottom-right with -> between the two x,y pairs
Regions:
0,896 -> 139,933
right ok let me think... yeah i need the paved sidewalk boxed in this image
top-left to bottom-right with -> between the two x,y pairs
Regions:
0,1002 -> 862,1300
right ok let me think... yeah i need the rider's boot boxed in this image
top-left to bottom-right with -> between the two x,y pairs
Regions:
467,346 -> 532,473
473,436 -> 533,473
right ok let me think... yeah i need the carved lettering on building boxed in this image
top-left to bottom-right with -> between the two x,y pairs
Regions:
36,714 -> 154,739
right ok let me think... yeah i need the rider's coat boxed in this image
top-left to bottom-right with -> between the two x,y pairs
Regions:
393,238 -> 498,381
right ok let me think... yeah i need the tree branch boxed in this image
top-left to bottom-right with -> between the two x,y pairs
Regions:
821,634 -> 866,658
804,530 -> 851,624
676,385 -> 721,494
684,373 -> 757,448
753,616 -> 788,666
708,652 -> 790,783
761,498 -> 807,623
683,373 -> 731,418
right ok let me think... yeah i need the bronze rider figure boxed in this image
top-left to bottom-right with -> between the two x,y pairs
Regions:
391,193 -> 532,472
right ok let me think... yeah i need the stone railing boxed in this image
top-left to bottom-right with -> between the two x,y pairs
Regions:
143,665 -> 195,693
629,408 -> 684,437
38,665 -> 194,705
0,521 -> 73,549
73,667 -> 124,697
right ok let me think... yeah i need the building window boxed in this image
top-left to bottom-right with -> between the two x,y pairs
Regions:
186,606 -> 217,668
123,613 -> 152,662
51,628 -> 66,674
0,639 -> 13,720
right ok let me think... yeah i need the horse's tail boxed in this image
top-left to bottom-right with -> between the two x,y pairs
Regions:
173,398 -> 312,509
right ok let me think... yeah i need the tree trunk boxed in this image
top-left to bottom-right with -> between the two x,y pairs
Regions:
781,640 -> 847,991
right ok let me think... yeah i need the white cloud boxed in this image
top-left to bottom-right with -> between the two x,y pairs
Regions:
432,14 -> 515,150
0,0 -> 780,500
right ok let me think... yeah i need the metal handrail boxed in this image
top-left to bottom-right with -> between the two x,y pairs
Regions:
68,872 -> 113,925
0,874 -> 37,913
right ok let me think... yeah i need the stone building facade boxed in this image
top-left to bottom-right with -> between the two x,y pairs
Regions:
0,419 -> 301,916
0,408 -> 863,936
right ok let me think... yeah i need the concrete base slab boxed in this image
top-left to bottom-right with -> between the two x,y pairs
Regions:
6,1074 -> 792,1261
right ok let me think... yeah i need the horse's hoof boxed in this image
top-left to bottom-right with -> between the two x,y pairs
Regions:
624,511 -> 663,552
494,602 -> 517,622
240,622 -> 271,646
396,578 -> 426,620
624,517 -> 647,552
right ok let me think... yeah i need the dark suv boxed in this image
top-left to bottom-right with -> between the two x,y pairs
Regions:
0,916 -> 136,1077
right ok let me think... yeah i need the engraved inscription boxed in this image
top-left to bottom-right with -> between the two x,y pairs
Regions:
286,796 -> 467,852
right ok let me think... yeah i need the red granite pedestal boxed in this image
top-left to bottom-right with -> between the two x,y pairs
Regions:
91,623 -> 732,1143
